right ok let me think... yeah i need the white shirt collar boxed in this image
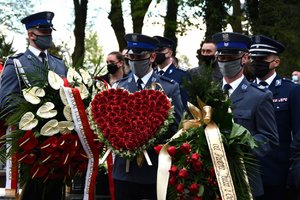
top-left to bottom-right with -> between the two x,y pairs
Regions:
28,45 -> 48,60
222,75 -> 244,96
133,68 -> 154,89
256,72 -> 277,87
158,63 -> 172,73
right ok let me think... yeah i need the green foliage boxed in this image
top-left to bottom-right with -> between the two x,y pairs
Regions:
83,31 -> 104,73
0,0 -> 34,33
0,34 -> 17,60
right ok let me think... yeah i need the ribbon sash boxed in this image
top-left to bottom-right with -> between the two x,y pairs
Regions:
205,122 -> 237,200
63,87 -> 99,200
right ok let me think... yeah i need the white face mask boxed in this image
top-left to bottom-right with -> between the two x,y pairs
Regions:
129,58 -> 151,78
218,57 -> 243,78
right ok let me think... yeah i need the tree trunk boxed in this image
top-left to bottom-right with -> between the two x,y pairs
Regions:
72,0 -> 88,69
130,0 -> 152,33
164,0 -> 179,54
228,0 -> 242,32
108,0 -> 126,51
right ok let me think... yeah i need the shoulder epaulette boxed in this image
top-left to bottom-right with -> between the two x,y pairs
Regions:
159,75 -> 175,84
9,53 -> 24,59
50,54 -> 63,60
282,78 -> 293,83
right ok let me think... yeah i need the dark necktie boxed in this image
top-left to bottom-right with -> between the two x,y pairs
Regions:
158,70 -> 164,76
259,81 -> 268,87
223,84 -> 232,95
137,78 -> 143,90
39,52 -> 46,64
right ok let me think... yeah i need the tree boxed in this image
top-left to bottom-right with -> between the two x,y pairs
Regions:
72,0 -> 88,69
0,0 -> 34,33
164,0 -> 179,53
108,0 -> 126,51
130,0 -> 152,33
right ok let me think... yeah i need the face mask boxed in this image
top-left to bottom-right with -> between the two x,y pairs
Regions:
155,53 -> 166,64
33,33 -> 52,50
107,63 -> 119,74
250,60 -> 271,79
198,55 -> 215,66
218,57 -> 242,78
129,58 -> 151,78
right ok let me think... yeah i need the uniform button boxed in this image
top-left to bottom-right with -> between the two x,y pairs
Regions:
277,106 -> 280,109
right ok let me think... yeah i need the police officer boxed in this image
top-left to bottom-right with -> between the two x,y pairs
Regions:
249,35 -> 300,200
153,35 -> 190,108
0,11 -> 66,200
113,33 -> 183,200
212,32 -> 278,199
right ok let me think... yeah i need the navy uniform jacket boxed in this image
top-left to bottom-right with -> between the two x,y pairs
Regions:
254,75 -> 300,188
156,64 -> 190,108
113,72 -> 184,184
230,77 -> 278,197
0,49 -> 66,112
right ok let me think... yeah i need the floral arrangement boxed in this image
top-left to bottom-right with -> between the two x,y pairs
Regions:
89,87 -> 174,160
0,67 -> 102,183
155,69 -> 259,200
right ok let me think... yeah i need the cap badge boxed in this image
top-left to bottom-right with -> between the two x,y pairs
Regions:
255,35 -> 261,43
224,42 -> 229,47
47,12 -> 52,19
222,33 -> 229,42
132,34 -> 138,42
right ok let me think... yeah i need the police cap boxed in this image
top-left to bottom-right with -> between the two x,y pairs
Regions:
21,11 -> 55,30
153,36 -> 175,50
249,35 -> 285,56
124,33 -> 158,55
212,32 -> 251,55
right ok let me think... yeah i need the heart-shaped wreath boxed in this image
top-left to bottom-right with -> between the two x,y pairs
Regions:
90,88 -> 174,159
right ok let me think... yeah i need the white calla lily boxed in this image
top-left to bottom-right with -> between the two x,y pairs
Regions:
19,112 -> 38,130
63,105 -> 73,121
67,67 -> 82,84
40,119 -> 60,136
76,83 -> 89,100
36,102 -> 57,118
79,69 -> 93,87
22,87 -> 45,104
59,87 -> 68,106
58,121 -> 75,134
48,71 -> 64,90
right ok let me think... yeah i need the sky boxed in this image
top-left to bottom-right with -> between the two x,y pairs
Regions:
7,0 -> 207,69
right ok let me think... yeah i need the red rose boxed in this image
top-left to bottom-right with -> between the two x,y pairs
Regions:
192,160 -> 203,171
168,176 -> 178,186
167,146 -> 177,157
178,168 -> 188,179
169,165 -> 178,175
191,153 -> 200,163
176,183 -> 184,193
194,196 -> 203,200
18,130 -> 38,151
180,142 -> 191,154
189,183 -> 199,193
154,144 -> 163,154
209,167 -> 215,177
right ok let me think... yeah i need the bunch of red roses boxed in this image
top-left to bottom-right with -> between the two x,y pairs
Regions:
91,88 -> 174,159
155,127 -> 221,200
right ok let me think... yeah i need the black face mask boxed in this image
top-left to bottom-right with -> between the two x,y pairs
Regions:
250,60 -> 271,79
197,54 -> 215,66
107,63 -> 119,74
155,52 -> 167,64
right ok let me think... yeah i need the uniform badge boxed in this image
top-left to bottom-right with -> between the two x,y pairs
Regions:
169,69 -> 173,74
27,55 -> 32,60
275,79 -> 282,86
151,77 -> 157,82
241,84 -> 247,90
128,77 -> 133,83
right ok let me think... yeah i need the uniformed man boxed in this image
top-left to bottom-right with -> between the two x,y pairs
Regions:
152,35 -> 190,108
249,35 -> 300,200
113,33 -> 184,200
212,32 -> 278,199
0,11 -> 67,200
